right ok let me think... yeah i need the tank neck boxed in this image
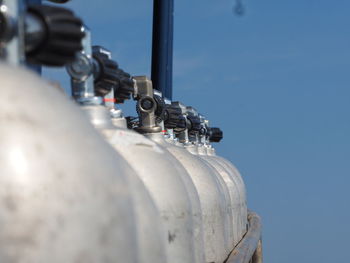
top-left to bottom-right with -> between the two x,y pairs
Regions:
197,144 -> 207,156
145,132 -> 166,144
207,146 -> 216,156
110,108 -> 127,129
81,105 -> 115,130
185,143 -> 199,155
178,129 -> 189,144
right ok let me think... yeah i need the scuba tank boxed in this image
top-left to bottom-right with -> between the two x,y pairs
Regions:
66,34 -> 203,262
120,80 -> 234,262
0,63 -> 140,262
0,2 -> 142,262
66,32 -> 168,263
129,79 -> 206,263
197,118 -> 247,241
160,102 -> 234,262
204,129 -> 249,239
149,1 -> 239,259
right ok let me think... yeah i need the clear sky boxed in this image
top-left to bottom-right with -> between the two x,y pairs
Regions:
44,1 -> 350,262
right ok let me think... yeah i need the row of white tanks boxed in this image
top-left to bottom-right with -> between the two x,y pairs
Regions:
0,5 -> 248,262
0,62 -> 248,263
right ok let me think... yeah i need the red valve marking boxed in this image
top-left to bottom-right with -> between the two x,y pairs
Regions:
104,98 -> 117,103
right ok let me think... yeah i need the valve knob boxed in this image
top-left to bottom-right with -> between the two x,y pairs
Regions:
154,94 -> 166,123
187,115 -> 201,133
26,5 -> 84,66
170,102 -> 187,131
164,104 -> 183,129
176,116 -> 187,130
92,47 -> 119,97
114,69 -> 134,103
92,46 -> 134,102
209,127 -> 223,143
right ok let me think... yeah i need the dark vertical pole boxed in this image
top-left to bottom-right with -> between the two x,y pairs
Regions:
151,0 -> 174,100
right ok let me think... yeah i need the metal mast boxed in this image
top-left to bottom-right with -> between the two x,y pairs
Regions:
151,0 -> 174,100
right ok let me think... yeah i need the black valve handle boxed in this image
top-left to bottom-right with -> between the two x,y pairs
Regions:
153,94 -> 166,123
26,5 -> 84,66
164,104 -> 183,129
92,46 -> 134,102
208,127 -> 223,143
92,47 -> 119,97
187,115 -> 201,133
114,69 -> 134,103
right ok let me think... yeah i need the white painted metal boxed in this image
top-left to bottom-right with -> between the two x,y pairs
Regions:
122,160 -> 169,263
143,132 -> 206,263
84,107 -> 204,263
160,134 -> 231,263
0,64 -> 139,263
185,143 -> 235,255
207,147 -> 248,238
81,105 -> 169,263
198,144 -> 243,244
67,30 -> 171,262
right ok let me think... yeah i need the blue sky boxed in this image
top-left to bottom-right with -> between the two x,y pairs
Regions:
44,1 -> 350,262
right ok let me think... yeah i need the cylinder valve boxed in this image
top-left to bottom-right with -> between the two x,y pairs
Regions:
92,46 -> 134,103
208,127 -> 224,143
92,46 -> 119,97
164,103 -> 185,129
26,5 -> 84,66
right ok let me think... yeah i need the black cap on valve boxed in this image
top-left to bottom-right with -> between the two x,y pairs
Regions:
164,104 -> 183,129
114,69 -> 134,103
153,94 -> 166,123
92,46 -> 134,102
26,5 -> 84,66
92,46 -> 119,97
209,127 -> 223,143
176,116 -> 187,130
187,115 -> 201,134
